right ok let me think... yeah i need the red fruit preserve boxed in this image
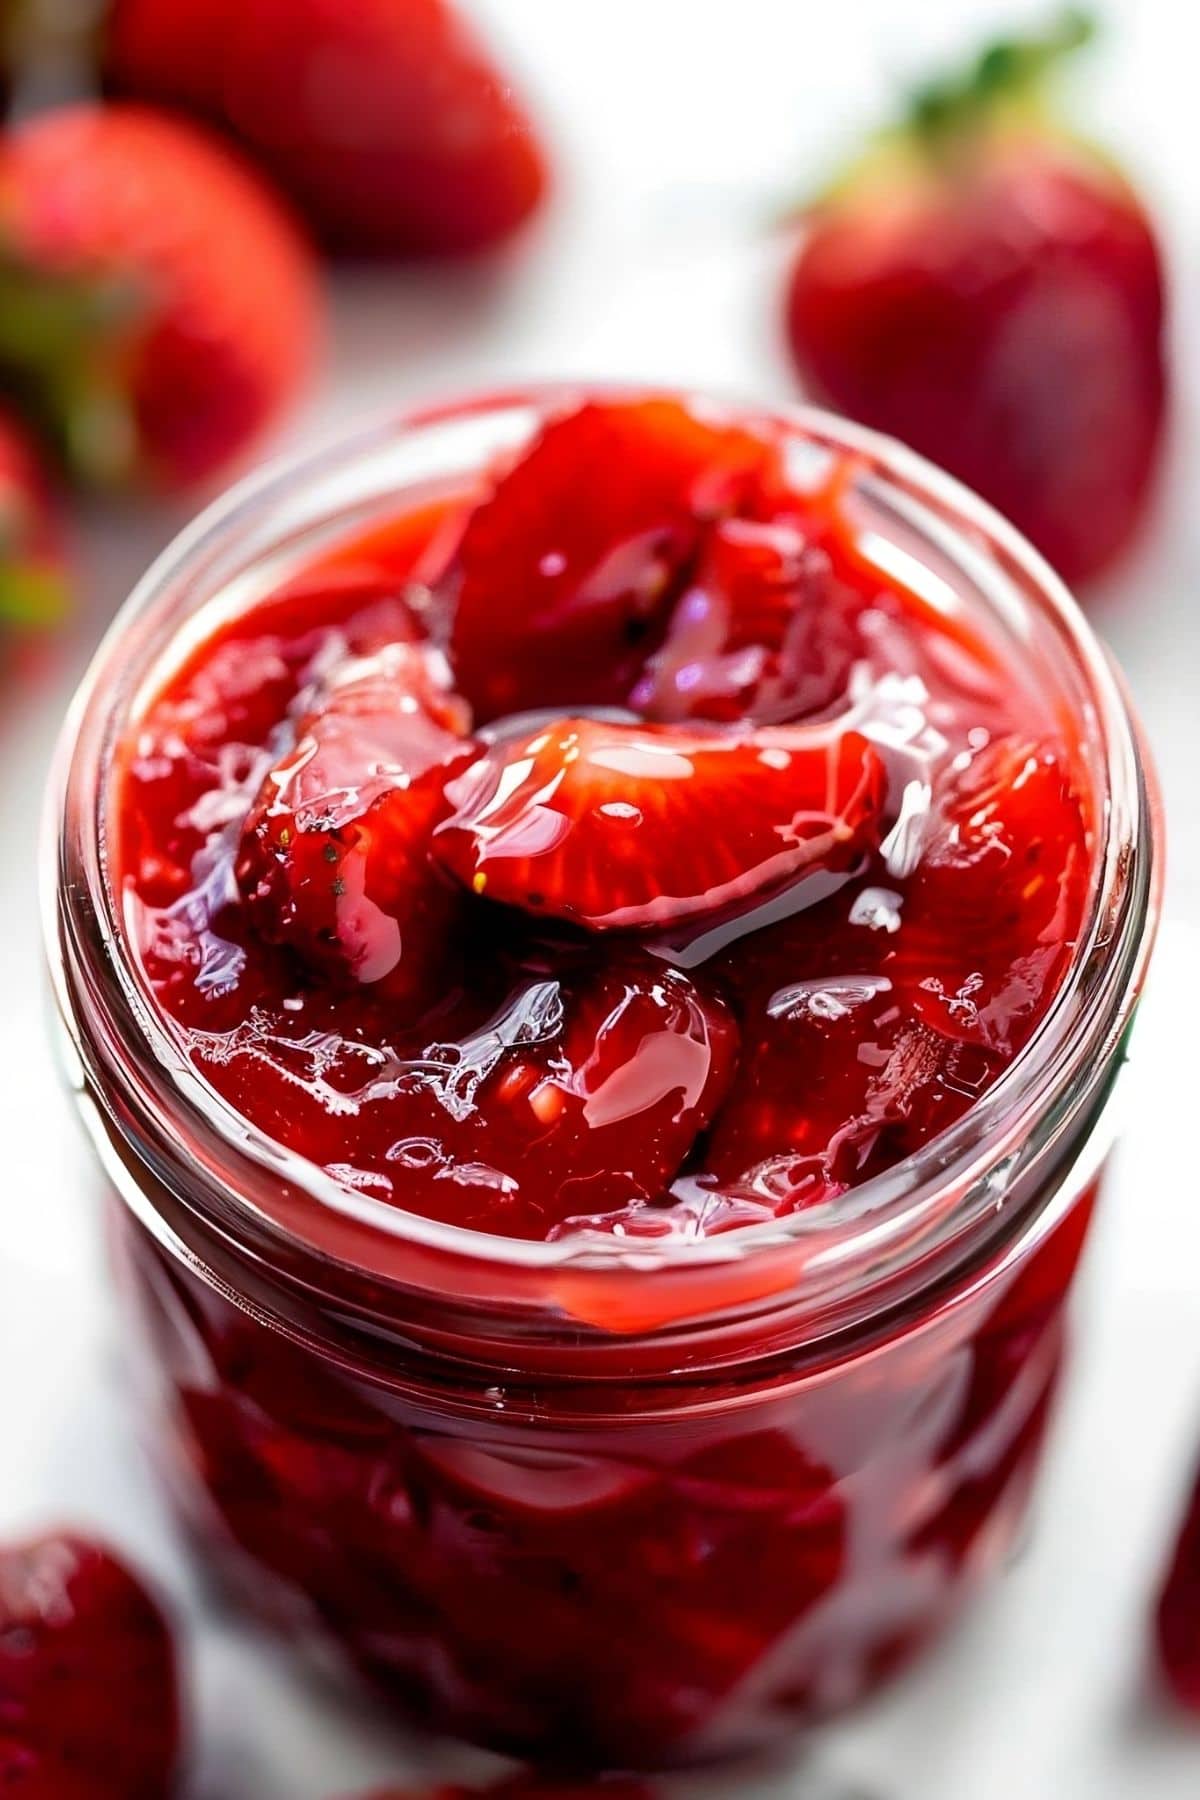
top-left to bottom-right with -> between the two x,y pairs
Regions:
48,389 -> 1160,1767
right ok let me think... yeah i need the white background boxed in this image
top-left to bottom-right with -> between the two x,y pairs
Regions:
2,2 -> 1199,1795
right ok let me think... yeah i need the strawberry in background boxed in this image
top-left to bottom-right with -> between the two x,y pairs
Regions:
101,0 -> 549,258
1154,1448 -> 1200,1713
0,405 -> 67,652
0,1531 -> 181,1797
0,103 -> 321,491
784,11 -> 1167,589
356,1778 -> 652,1799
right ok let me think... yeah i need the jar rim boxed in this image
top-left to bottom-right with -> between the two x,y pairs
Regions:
44,382 -> 1163,1341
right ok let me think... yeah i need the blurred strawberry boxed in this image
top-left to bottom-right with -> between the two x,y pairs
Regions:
0,1531 -> 181,1797
0,405 -> 67,652
356,1775 -> 653,1798
784,12 -> 1167,588
101,0 -> 548,258
1154,1449 -> 1200,1714
0,102 -> 320,490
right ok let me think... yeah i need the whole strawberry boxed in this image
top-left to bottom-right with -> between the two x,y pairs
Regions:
0,1531 -> 181,1797
0,405 -> 67,652
0,103 -> 321,490
102,0 -> 548,258
784,13 -> 1167,588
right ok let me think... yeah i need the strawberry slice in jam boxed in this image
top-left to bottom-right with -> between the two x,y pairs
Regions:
446,398 -> 783,720
698,884 -> 1003,1213
373,953 -> 738,1236
435,717 -> 885,932
0,1533 -> 180,1799
631,514 -> 860,725
895,736 -> 1091,1053
236,640 -> 474,1007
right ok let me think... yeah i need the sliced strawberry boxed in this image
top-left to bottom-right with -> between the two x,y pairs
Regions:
446,398 -> 783,720
435,716 -> 886,932
894,735 -> 1091,1053
376,953 -> 738,1236
0,1533 -> 180,1798
630,514 -> 860,725
236,639 -> 474,1006
700,892 -> 998,1208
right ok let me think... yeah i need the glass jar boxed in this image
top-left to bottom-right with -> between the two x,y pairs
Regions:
45,389 -> 1162,1768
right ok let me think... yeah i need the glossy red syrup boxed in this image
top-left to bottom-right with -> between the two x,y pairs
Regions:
106,397 -> 1101,1764
116,398 -> 1090,1243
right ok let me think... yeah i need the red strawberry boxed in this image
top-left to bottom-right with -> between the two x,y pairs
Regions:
1155,1451 -> 1200,1714
236,639 -> 474,1007
0,103 -> 320,490
0,407 -> 68,654
446,398 -> 784,721
0,1532 -> 180,1798
894,735 -> 1091,1053
784,15 -> 1167,587
102,0 -> 548,258
435,716 -> 886,932
630,513 -> 860,724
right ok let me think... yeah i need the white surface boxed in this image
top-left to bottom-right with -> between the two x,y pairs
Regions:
3,2 -> 1199,1795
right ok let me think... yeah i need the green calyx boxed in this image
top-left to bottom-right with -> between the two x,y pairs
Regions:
0,251 -> 144,489
907,9 -> 1096,147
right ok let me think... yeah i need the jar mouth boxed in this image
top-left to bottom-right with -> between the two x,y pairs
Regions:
45,383 -> 1163,1334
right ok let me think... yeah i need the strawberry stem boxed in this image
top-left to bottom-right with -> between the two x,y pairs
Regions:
908,9 -> 1096,144
0,255 -> 143,486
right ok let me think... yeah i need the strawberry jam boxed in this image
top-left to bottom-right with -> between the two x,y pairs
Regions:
115,397 -> 1089,1242
52,390 -> 1159,1767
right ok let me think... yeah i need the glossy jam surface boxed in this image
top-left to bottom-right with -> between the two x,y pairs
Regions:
115,398 -> 1091,1243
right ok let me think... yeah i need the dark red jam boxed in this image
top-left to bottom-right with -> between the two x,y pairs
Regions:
100,394 -> 1106,1766
116,397 -> 1091,1243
